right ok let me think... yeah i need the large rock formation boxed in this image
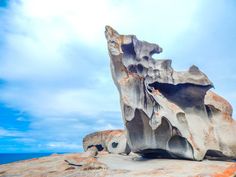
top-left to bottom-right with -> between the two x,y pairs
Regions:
105,26 -> 236,161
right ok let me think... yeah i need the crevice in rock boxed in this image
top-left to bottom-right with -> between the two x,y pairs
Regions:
128,65 -> 137,73
140,149 -> 173,159
112,142 -> 119,148
205,104 -> 220,118
172,126 -> 182,136
204,150 -> 236,161
121,42 -> 136,58
87,144 -> 104,151
148,82 -> 211,110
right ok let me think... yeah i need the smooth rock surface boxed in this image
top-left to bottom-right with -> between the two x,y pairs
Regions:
83,130 -> 130,155
0,152 -> 235,177
105,26 -> 236,161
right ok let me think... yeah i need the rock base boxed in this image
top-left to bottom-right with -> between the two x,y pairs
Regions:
0,152 -> 235,177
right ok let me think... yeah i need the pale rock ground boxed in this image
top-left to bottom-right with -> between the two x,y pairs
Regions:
0,152 -> 235,177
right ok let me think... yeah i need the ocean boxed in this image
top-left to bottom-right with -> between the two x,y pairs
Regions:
0,153 -> 54,165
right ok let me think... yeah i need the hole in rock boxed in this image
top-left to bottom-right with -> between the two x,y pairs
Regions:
154,117 -> 173,149
168,135 -> 194,159
204,150 -> 235,161
137,64 -> 144,73
126,109 -> 147,147
140,149 -> 173,159
128,65 -> 137,73
205,104 -> 220,118
205,150 -> 225,158
121,43 -> 136,57
87,144 -> 104,151
142,56 -> 149,60
112,142 -> 119,148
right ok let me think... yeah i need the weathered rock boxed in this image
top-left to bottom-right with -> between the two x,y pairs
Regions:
105,26 -> 236,161
83,130 -> 131,155
65,152 -> 108,171
80,146 -> 98,158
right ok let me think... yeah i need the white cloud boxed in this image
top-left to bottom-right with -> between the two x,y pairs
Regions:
0,0 -> 203,120
0,86 -> 120,117
47,142 -> 82,150
14,137 -> 36,143
0,127 -> 25,137
9,0 -> 127,47
16,116 -> 28,122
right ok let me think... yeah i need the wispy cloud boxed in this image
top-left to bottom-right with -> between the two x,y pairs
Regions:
0,127 -> 25,137
46,142 -> 82,151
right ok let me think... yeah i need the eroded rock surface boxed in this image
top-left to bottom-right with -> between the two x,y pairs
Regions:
1,152 -> 236,177
83,130 -> 130,155
105,26 -> 236,161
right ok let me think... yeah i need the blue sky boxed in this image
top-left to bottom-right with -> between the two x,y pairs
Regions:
0,0 -> 235,153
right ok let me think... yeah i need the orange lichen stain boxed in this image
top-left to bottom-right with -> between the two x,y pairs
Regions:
119,73 -> 142,87
189,133 -> 200,151
222,112 -> 233,122
67,156 -> 97,165
120,35 -> 130,45
98,150 -> 109,156
127,71 -> 144,81
120,66 -> 129,74
118,76 -> 130,85
152,89 -> 162,96
212,163 -> 236,177
100,130 -> 123,143
206,91 -> 233,116
105,130 -> 123,142
169,102 -> 181,112
85,130 -> 123,144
